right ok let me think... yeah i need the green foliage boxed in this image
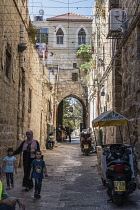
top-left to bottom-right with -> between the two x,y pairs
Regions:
76,44 -> 92,61
63,97 -> 83,130
80,62 -> 91,72
27,22 -> 37,44
86,75 -> 90,80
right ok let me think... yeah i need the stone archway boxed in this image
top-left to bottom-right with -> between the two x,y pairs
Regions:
56,94 -> 87,130
55,79 -> 88,129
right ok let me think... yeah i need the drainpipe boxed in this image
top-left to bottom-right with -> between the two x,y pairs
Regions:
54,65 -> 59,143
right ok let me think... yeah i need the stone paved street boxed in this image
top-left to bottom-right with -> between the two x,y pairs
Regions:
4,141 -> 140,210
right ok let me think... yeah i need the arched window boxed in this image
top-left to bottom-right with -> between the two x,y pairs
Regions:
78,28 -> 86,45
56,28 -> 64,44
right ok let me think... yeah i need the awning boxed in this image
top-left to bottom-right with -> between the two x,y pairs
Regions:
92,110 -> 128,127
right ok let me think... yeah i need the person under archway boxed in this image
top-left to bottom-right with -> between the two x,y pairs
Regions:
66,127 -> 73,142
61,126 -> 67,141
56,125 -> 62,142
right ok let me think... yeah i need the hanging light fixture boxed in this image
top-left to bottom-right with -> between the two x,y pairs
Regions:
101,89 -> 105,96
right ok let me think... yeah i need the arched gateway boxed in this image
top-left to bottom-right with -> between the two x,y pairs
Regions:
57,94 -> 87,130
35,12 -> 92,142
54,74 -> 88,128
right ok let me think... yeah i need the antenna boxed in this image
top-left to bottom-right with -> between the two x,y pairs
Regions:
39,9 -> 44,16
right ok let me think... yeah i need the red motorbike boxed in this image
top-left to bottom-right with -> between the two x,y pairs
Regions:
80,131 -> 92,156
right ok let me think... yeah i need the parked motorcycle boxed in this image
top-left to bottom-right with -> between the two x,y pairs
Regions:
47,132 -> 55,149
80,131 -> 92,156
105,144 -> 137,206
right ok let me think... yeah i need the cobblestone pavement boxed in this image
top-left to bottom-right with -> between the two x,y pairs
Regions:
3,141 -> 140,210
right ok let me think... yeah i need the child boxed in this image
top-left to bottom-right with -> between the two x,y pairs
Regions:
3,148 -> 17,190
0,167 -> 25,210
29,150 -> 48,198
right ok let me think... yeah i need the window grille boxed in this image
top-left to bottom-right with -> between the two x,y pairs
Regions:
56,28 -> 64,44
78,28 -> 86,45
73,63 -> 77,68
72,73 -> 78,81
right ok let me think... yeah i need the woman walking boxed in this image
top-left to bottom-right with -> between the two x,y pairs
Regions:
13,130 -> 40,191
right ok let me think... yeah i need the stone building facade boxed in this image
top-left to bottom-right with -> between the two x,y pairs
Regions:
33,13 -> 93,128
119,0 -> 140,153
91,0 -> 140,150
89,0 -> 116,144
0,0 -> 53,165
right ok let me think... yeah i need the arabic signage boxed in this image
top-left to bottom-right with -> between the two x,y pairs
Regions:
102,111 -> 126,121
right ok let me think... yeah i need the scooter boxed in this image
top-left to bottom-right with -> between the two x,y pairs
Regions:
105,144 -> 137,206
80,132 -> 92,156
47,132 -> 55,149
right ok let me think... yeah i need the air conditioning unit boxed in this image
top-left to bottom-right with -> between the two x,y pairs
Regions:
109,0 -> 119,9
109,9 -> 123,32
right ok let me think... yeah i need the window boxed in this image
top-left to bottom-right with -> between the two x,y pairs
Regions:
28,88 -> 32,113
72,73 -> 78,81
78,28 -> 86,45
37,28 -> 48,44
73,63 -> 77,68
56,28 -> 64,44
6,43 -> 12,79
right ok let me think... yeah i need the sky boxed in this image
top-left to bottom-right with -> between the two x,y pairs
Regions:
28,0 -> 94,20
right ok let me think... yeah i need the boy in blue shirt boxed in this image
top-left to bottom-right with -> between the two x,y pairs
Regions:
29,150 -> 48,198
3,148 -> 17,190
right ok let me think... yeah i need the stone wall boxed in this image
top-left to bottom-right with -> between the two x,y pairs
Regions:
119,1 -> 140,150
0,0 -> 53,166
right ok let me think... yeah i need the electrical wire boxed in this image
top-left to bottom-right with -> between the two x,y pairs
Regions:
1,1 -> 140,71
49,0 -> 89,4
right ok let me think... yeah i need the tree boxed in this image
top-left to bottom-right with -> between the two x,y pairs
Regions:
76,44 -> 92,75
76,44 -> 92,62
63,97 -> 83,129
80,62 -> 91,73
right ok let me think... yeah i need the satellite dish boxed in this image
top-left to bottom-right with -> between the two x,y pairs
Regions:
39,9 -> 44,15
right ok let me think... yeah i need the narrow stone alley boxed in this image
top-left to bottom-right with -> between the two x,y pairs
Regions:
4,141 -> 140,210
